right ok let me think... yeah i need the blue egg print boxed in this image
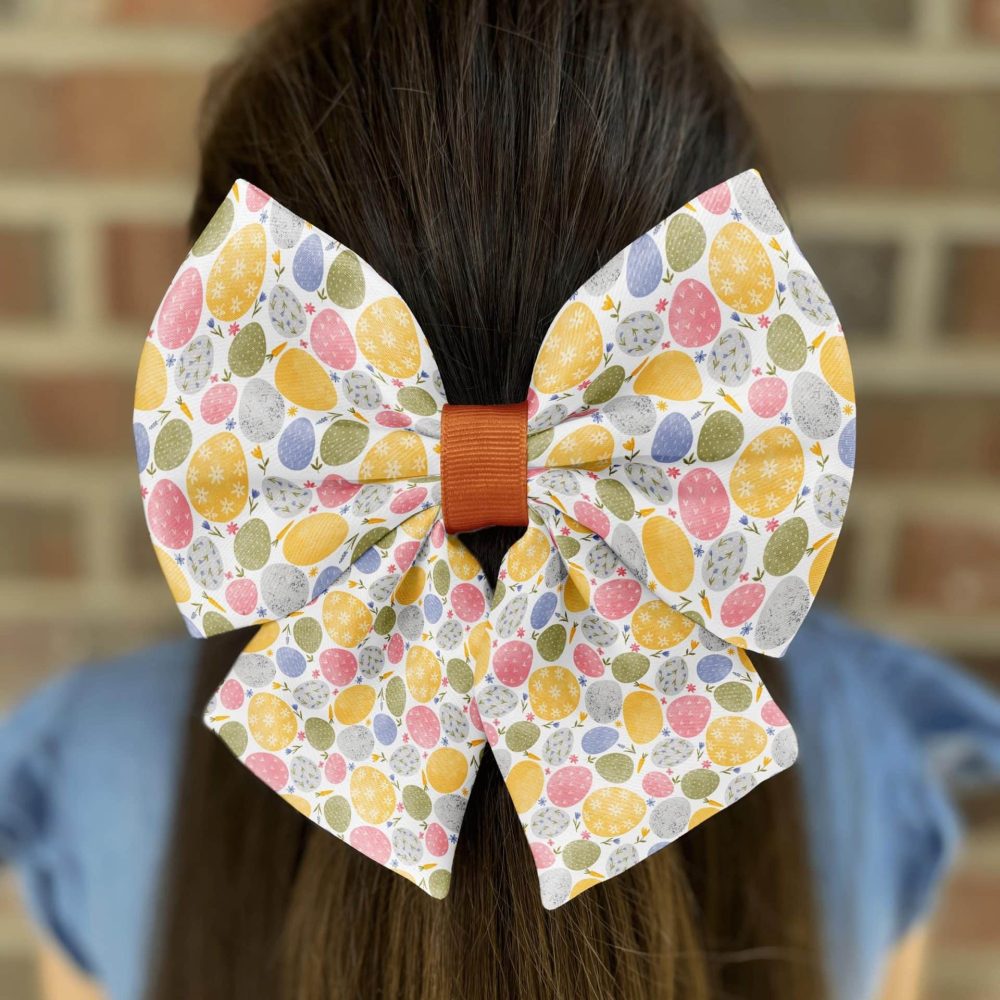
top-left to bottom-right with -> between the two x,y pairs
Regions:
530,591 -> 558,630
424,593 -> 443,624
838,417 -> 856,469
278,417 -> 316,470
354,546 -> 382,574
626,233 -> 663,298
276,645 -> 307,678
134,422 -> 150,471
581,726 -> 620,755
696,654 -> 731,683
373,713 -> 397,746
311,564 -> 343,599
183,616 -> 202,638
651,412 -> 693,463
292,233 -> 324,291
648,841 -> 670,858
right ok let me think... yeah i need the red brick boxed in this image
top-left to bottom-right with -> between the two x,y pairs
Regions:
969,0 -> 1000,40
105,222 -> 189,325
0,373 -> 137,456
0,227 -> 53,320
0,501 -> 80,579
942,244 -> 1000,338
893,519 -> 1000,613
104,0 -> 271,27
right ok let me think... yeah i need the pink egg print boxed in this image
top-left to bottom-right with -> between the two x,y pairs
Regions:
320,648 -> 357,686
200,383 -> 238,424
425,822 -> 449,857
482,720 -> 498,745
430,520 -> 446,547
393,540 -> 421,572
450,582 -> 485,623
390,486 -> 428,515
468,697 -> 484,733
720,582 -> 766,628
147,479 -> 194,549
219,678 -> 245,710
678,468 -> 730,540
531,842 -> 556,869
666,695 -> 712,738
668,278 -> 721,348
572,500 -> 611,539
317,473 -> 361,508
594,578 -> 642,620
526,388 -> 539,420
245,184 -> 271,212
493,641 -> 534,687
226,578 -> 258,616
244,752 -> 289,791
405,705 -> 440,748
386,632 -> 405,664
546,766 -> 593,808
157,267 -> 203,349
310,308 -> 356,369
376,410 -> 412,428
761,700 -> 790,728
573,644 -> 605,678
748,377 -> 788,419
325,753 -> 348,784
698,182 -> 731,215
641,771 -> 675,798
350,826 -> 392,865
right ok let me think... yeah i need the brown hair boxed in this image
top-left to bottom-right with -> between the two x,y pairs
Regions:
147,2 -> 826,997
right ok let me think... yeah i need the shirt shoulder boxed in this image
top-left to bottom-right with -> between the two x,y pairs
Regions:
0,636 -> 201,999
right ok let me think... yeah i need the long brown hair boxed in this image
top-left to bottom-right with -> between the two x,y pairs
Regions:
147,2 -> 826,997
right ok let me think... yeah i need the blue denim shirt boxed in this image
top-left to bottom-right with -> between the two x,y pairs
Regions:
2,603 -> 998,1000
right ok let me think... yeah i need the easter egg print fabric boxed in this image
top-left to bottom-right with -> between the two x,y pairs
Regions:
135,171 -> 855,908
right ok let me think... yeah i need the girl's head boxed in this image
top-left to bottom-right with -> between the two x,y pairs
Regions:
151,3 -> 822,997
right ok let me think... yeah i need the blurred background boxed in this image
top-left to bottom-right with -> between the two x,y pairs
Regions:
0,0 -> 998,997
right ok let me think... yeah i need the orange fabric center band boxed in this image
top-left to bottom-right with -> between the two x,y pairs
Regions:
440,401 -> 529,534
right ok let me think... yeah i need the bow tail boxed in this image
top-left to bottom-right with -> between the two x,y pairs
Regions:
203,509 -> 492,899
487,503 -> 797,909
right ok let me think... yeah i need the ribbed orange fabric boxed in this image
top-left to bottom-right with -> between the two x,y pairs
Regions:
440,401 -> 529,534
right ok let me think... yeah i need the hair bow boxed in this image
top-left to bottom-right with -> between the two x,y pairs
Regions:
134,170 -> 855,908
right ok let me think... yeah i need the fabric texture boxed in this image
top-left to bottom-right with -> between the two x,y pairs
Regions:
133,170 -> 856,903
2,607 -> 999,1000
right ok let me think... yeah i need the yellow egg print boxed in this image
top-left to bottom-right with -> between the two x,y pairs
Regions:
820,336 -> 854,402
356,296 -> 422,378
506,760 -> 544,814
206,223 -> 267,321
186,432 -> 249,522
528,666 -> 580,720
808,539 -> 836,596
281,513 -> 348,565
548,425 -> 615,471
642,516 -> 694,591
581,787 -> 646,838
623,691 -> 662,744
632,351 -> 702,400
153,544 -> 191,603
569,878 -> 602,900
275,348 -> 338,410
705,716 -> 768,766
505,527 -> 550,582
426,748 -> 468,794
689,806 -> 720,830
322,590 -> 373,646
406,645 -> 442,702
358,430 -> 427,481
446,534 -> 481,580
394,565 -> 427,605
402,506 -> 440,540
533,302 -> 603,393
282,794 -> 312,817
730,427 -> 804,518
135,340 -> 167,410
244,620 -> 280,652
708,222 -> 775,314
350,765 -> 397,824
334,684 -> 376,725
468,621 -> 491,685
563,564 -> 590,613
631,601 -> 696,649
247,692 -> 298,751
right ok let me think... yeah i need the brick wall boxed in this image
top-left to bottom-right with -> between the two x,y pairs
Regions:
1,1 -> 998,997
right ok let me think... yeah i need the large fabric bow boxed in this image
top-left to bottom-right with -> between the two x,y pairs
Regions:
134,170 -> 855,908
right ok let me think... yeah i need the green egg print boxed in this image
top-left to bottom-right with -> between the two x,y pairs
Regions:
153,418 -> 192,470
583,365 -> 625,405
428,870 -> 451,900
536,624 -> 566,661
192,197 -> 234,256
325,249 -> 365,308
664,213 -> 707,271
293,617 -> 323,653
446,657 -> 473,693
385,675 -> 407,718
763,516 -> 810,576
202,611 -> 233,636
227,322 -> 267,377
611,652 -> 649,683
681,770 -> 720,800
562,840 -> 602,871
595,478 -> 635,520
714,681 -> 753,713
305,717 -> 335,751
397,386 -> 438,415
402,784 -> 432,821
320,419 -> 369,465
234,519 -> 271,570
767,314 -> 808,371
696,410 -> 744,462
218,720 -> 248,757
324,796 -> 352,833
595,753 -> 634,783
